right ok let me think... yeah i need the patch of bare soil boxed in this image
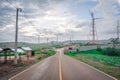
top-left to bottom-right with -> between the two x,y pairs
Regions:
0,56 -> 39,80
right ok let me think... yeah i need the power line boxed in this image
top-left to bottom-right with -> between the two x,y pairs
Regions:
21,11 -> 43,35
4,0 -> 22,65
0,17 -> 15,23
6,0 -> 17,8
20,11 -> 42,43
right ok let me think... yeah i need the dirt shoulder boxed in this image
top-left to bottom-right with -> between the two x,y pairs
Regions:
0,55 -> 47,80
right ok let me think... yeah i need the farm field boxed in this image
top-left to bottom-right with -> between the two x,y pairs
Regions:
67,49 -> 120,79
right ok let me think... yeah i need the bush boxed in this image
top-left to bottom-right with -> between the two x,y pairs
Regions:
37,56 -> 42,60
35,50 -> 41,54
79,43 -> 84,46
54,45 -> 63,48
103,48 -> 120,56
43,50 -> 55,56
66,51 -> 76,56
96,47 -> 102,52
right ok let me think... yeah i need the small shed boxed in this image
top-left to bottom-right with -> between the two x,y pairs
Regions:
0,48 -> 3,52
68,47 -> 77,52
11,48 -> 25,61
2,48 -> 11,52
40,48 -> 45,53
1,48 -> 12,63
11,48 -> 25,54
21,47 -> 33,57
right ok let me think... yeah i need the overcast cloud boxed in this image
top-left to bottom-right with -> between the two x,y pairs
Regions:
0,0 -> 120,43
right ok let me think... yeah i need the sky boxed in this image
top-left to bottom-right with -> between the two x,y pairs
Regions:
0,0 -> 120,43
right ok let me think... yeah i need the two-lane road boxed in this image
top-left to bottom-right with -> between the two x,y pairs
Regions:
60,49 -> 116,80
9,52 -> 59,80
8,49 -> 117,80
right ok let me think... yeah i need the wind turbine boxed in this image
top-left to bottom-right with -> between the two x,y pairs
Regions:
88,9 -> 103,44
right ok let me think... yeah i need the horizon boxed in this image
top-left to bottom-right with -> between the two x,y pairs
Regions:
0,0 -> 120,43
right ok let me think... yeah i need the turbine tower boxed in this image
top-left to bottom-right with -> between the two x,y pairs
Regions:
88,9 -> 102,44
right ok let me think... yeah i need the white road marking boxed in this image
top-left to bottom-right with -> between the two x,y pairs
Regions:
76,59 -> 118,80
59,50 -> 63,80
8,57 -> 51,80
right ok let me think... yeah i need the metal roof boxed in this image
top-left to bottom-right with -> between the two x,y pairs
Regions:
12,48 -> 25,53
0,48 -> 3,51
21,47 -> 32,51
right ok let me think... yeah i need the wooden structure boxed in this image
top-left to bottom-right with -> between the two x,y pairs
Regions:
21,47 -> 33,61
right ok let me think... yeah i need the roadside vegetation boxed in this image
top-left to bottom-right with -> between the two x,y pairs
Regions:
0,53 -> 25,56
0,49 -> 56,61
42,49 -> 56,56
37,49 -> 56,60
66,48 -> 120,79
54,45 -> 64,48
0,48 -> 56,80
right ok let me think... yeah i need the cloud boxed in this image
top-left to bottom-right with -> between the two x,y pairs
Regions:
93,0 -> 120,39
0,0 -> 120,42
76,0 -> 97,3
95,0 -> 120,16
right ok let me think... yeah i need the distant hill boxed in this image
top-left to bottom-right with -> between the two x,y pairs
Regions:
0,40 -> 111,49
0,42 -> 15,48
62,40 -> 111,44
0,42 -> 53,50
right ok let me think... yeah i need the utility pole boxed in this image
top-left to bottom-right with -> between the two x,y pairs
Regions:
47,38 -> 49,45
14,8 -> 22,64
6,0 -> 22,64
57,35 -> 58,42
23,36 -> 26,46
69,30 -> 73,45
70,35 -> 72,44
56,33 -> 61,44
117,20 -> 120,40
38,35 -> 40,44
56,35 -> 58,44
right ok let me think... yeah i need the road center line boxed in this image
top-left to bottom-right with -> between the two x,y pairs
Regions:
59,50 -> 63,80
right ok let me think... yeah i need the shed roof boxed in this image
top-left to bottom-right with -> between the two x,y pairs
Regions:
0,48 -> 3,51
2,48 -> 11,51
21,47 -> 32,51
12,48 -> 25,53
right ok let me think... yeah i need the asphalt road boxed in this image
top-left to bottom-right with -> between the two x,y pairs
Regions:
9,53 -> 59,80
9,49 -> 117,80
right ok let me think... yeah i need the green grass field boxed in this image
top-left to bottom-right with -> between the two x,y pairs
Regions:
67,49 -> 120,79
43,49 -> 56,56
67,50 -> 120,67
37,49 -> 56,60
0,53 -> 25,56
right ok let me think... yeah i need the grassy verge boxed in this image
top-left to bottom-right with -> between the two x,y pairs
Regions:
0,53 -> 26,56
43,50 -> 56,56
36,49 -> 56,61
66,50 -> 120,79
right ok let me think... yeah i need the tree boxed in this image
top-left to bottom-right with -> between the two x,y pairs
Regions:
110,38 -> 119,48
